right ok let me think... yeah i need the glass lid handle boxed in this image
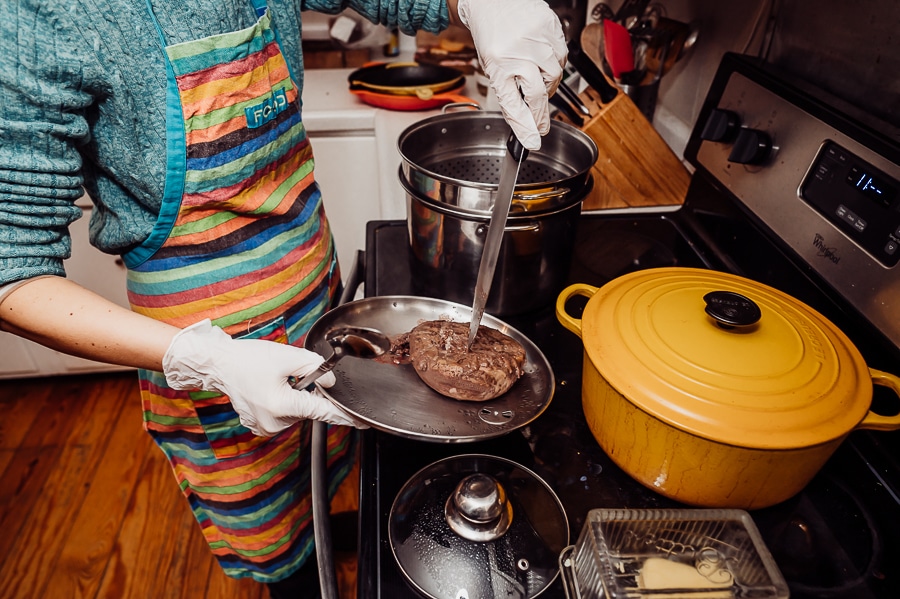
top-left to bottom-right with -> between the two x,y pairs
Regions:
445,473 -> 514,542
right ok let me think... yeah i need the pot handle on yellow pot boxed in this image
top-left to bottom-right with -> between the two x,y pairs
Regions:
856,368 -> 900,431
555,283 -> 599,338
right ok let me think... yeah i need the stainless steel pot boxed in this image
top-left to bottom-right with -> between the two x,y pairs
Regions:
398,111 -> 598,215
398,111 -> 598,316
404,174 -> 591,315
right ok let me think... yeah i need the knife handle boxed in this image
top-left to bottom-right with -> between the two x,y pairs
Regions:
550,93 -> 584,125
567,38 -> 619,104
506,131 -> 529,163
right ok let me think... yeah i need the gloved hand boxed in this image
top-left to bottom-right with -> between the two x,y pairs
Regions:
162,319 -> 366,436
457,0 -> 568,150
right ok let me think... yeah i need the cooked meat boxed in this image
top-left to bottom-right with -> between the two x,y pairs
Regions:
375,332 -> 412,366
408,320 -> 526,401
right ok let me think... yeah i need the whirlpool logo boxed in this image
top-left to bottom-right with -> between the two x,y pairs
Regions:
813,233 -> 841,264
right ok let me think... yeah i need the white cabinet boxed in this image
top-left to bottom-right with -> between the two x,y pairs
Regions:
301,68 -> 446,279
310,133 -> 382,277
0,200 -> 132,379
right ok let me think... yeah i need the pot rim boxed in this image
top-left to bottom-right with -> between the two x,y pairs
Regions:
397,111 -> 598,189
400,167 -> 591,219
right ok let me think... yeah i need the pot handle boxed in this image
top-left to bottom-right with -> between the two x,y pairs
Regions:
856,368 -> 900,431
555,283 -> 599,338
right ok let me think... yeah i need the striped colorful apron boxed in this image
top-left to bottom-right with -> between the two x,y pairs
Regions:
122,0 -> 354,582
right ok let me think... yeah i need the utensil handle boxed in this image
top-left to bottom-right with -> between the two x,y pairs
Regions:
857,368 -> 900,431
558,80 -> 592,116
289,355 -> 337,391
567,38 -> 619,104
550,92 -> 585,125
507,131 -> 529,162
555,283 -> 599,337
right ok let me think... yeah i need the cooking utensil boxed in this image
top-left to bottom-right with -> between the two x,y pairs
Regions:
557,80 -> 592,119
549,92 -> 585,124
397,111 -> 597,316
303,295 -> 555,442
650,17 -> 697,80
348,62 -> 464,96
389,454 -> 569,599
348,62 -> 477,110
556,268 -> 900,509
398,111 -> 597,217
613,0 -> 651,30
567,34 -> 619,103
467,132 -> 528,349
640,29 -> 670,85
349,83 -> 477,111
404,174 -> 589,317
289,326 -> 390,390
602,19 -> 635,80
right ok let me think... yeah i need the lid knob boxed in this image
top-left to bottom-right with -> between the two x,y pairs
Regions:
703,291 -> 762,329
445,473 -> 514,542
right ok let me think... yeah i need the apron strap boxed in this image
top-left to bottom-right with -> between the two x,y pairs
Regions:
250,0 -> 269,18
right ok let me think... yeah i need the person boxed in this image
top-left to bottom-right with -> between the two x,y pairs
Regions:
0,0 -> 566,595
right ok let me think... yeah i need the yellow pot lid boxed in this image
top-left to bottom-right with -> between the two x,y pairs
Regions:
580,268 -> 872,449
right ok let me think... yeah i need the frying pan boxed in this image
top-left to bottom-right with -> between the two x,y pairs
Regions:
348,62 -> 465,97
349,83 -> 478,111
303,295 -> 554,442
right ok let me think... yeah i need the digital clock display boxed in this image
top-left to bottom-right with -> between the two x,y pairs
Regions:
847,165 -> 896,207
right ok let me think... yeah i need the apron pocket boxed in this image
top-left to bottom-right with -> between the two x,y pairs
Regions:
195,316 -> 293,460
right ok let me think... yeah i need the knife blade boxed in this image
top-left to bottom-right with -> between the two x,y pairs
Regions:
467,131 -> 528,350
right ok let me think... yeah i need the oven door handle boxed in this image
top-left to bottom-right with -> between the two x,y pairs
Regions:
313,249 -> 366,599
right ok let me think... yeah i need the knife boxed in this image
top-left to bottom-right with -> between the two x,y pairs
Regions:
557,80 -> 592,119
467,131 -> 528,350
550,91 -> 585,125
567,37 -> 619,104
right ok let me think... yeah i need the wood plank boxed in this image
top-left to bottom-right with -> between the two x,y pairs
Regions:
0,372 -> 357,598
3,374 -> 145,598
94,436 -> 212,599
0,375 -> 100,585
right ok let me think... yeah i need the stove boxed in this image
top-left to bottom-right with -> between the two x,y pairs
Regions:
355,53 -> 900,599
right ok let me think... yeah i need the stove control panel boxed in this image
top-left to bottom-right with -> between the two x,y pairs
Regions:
729,128 -> 773,165
686,54 -> 900,353
801,141 -> 900,266
700,108 -> 740,142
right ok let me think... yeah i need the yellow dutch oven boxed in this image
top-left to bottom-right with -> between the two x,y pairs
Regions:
556,267 -> 900,509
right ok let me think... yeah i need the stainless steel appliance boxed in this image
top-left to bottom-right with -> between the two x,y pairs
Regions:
355,52 -> 900,598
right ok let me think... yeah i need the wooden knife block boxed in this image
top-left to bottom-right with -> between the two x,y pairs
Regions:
558,86 -> 691,210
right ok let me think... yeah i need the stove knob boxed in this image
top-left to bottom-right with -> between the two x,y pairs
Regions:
728,128 -> 772,165
700,108 -> 740,142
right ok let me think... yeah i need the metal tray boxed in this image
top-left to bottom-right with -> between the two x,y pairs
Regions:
304,295 -> 554,442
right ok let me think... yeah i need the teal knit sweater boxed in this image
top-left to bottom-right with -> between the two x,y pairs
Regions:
0,0 -> 447,285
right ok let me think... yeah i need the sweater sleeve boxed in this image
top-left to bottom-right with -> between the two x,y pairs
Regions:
300,0 -> 449,36
0,1 -> 93,286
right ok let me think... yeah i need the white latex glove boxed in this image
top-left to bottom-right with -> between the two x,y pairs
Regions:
162,319 -> 366,436
458,0 -> 568,150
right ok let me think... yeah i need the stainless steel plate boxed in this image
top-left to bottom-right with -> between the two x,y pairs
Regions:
304,296 -> 554,442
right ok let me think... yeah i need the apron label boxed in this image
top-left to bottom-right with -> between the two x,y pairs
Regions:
245,87 -> 288,128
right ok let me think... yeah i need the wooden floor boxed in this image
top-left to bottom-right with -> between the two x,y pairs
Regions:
0,371 -> 358,599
